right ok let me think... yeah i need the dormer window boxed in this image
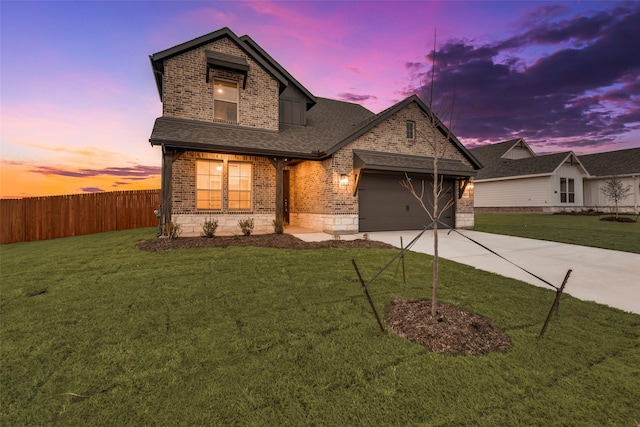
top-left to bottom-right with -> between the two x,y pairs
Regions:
406,121 -> 415,139
214,80 -> 238,122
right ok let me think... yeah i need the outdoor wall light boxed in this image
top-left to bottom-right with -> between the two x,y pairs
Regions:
339,174 -> 349,187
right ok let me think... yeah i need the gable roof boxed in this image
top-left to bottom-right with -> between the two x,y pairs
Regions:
353,149 -> 477,177
149,27 -> 289,100
470,140 -> 588,181
578,147 -> 640,177
327,95 -> 482,170
150,94 -> 482,174
150,97 -> 375,159
469,138 -> 532,166
239,35 -> 316,108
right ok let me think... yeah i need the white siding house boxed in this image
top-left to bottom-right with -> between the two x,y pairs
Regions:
579,148 -> 640,214
470,139 -> 589,213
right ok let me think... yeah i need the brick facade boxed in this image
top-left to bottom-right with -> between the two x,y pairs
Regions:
285,103 -> 476,232
157,32 -> 476,234
162,38 -> 279,130
171,152 -> 276,234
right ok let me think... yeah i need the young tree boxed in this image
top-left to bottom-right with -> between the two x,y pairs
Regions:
400,132 -> 455,318
601,176 -> 631,219
400,29 -> 457,318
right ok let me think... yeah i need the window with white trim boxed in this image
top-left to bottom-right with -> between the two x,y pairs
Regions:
214,80 -> 238,122
228,162 -> 252,210
560,178 -> 575,203
196,160 -> 223,209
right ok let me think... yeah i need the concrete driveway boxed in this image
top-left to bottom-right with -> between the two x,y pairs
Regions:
292,228 -> 640,314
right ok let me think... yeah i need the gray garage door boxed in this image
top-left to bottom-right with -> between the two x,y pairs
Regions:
358,172 -> 455,232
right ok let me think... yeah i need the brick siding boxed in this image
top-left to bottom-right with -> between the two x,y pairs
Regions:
162,37 -> 279,130
163,40 -> 476,232
171,152 -> 276,234
287,103 -> 476,231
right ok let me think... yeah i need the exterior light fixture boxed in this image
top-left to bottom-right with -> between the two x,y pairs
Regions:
339,174 -> 349,187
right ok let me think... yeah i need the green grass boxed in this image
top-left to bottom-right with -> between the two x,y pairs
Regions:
2,228 -> 639,426
475,213 -> 640,253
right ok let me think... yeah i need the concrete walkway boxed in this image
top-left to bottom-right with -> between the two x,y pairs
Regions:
291,228 -> 640,315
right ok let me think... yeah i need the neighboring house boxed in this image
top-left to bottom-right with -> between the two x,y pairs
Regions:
470,139 -> 589,213
148,27 -> 482,234
579,148 -> 640,214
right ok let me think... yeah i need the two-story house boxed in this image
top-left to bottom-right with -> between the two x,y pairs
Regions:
148,27 -> 482,235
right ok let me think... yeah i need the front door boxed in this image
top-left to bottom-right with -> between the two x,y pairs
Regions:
283,170 -> 290,223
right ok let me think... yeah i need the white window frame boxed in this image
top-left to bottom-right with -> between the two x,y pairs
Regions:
560,177 -> 575,203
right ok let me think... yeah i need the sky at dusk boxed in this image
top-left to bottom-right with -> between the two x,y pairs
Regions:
1,1 -> 639,198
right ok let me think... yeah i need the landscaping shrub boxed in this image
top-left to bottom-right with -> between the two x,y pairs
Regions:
201,217 -> 218,238
238,218 -> 254,236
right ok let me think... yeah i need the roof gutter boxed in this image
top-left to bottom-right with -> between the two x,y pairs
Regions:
149,138 -> 329,160
475,172 -> 553,183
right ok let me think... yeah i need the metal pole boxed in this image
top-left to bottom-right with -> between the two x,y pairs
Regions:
351,259 -> 385,332
540,269 -> 572,337
400,236 -> 406,284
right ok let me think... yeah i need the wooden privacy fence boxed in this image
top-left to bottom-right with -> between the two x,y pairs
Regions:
1,190 -> 161,244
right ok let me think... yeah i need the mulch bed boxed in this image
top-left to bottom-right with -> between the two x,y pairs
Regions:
600,216 -> 636,223
136,233 -> 396,251
137,233 -> 511,356
386,298 -> 511,355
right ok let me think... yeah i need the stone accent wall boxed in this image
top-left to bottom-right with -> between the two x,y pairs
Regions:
283,102 -> 477,232
475,206 -> 548,213
174,213 -> 275,236
456,180 -> 475,228
171,151 -> 276,234
289,213 -> 359,234
162,37 -> 279,130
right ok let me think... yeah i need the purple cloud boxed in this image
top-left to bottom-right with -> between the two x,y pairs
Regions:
405,5 -> 640,152
336,93 -> 379,102
31,164 -> 161,178
79,187 -> 104,193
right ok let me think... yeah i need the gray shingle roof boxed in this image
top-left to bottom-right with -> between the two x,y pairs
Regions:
470,140 -> 578,180
470,139 -> 523,167
353,150 -> 477,177
149,28 -> 483,173
578,147 -> 640,177
150,97 -> 374,159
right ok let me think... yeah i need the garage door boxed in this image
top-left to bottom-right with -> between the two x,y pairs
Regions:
358,172 -> 454,232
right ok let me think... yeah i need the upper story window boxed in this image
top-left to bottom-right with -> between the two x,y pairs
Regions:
196,160 -> 223,209
406,121 -> 415,139
560,178 -> 575,203
214,80 -> 238,122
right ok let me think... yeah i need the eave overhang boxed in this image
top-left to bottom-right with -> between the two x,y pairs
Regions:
151,138 -> 327,160
353,149 -> 477,178
205,51 -> 250,88
149,27 -> 288,101
327,95 -> 483,171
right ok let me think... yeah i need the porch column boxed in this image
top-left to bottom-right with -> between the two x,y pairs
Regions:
269,158 -> 291,220
160,148 -> 183,229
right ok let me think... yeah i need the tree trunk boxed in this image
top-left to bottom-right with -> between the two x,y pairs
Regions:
432,160 -> 439,317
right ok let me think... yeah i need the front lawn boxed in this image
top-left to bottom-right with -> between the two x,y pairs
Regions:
1,228 -> 639,426
475,213 -> 640,253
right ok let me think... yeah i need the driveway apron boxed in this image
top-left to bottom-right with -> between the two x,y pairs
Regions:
365,230 -> 640,315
